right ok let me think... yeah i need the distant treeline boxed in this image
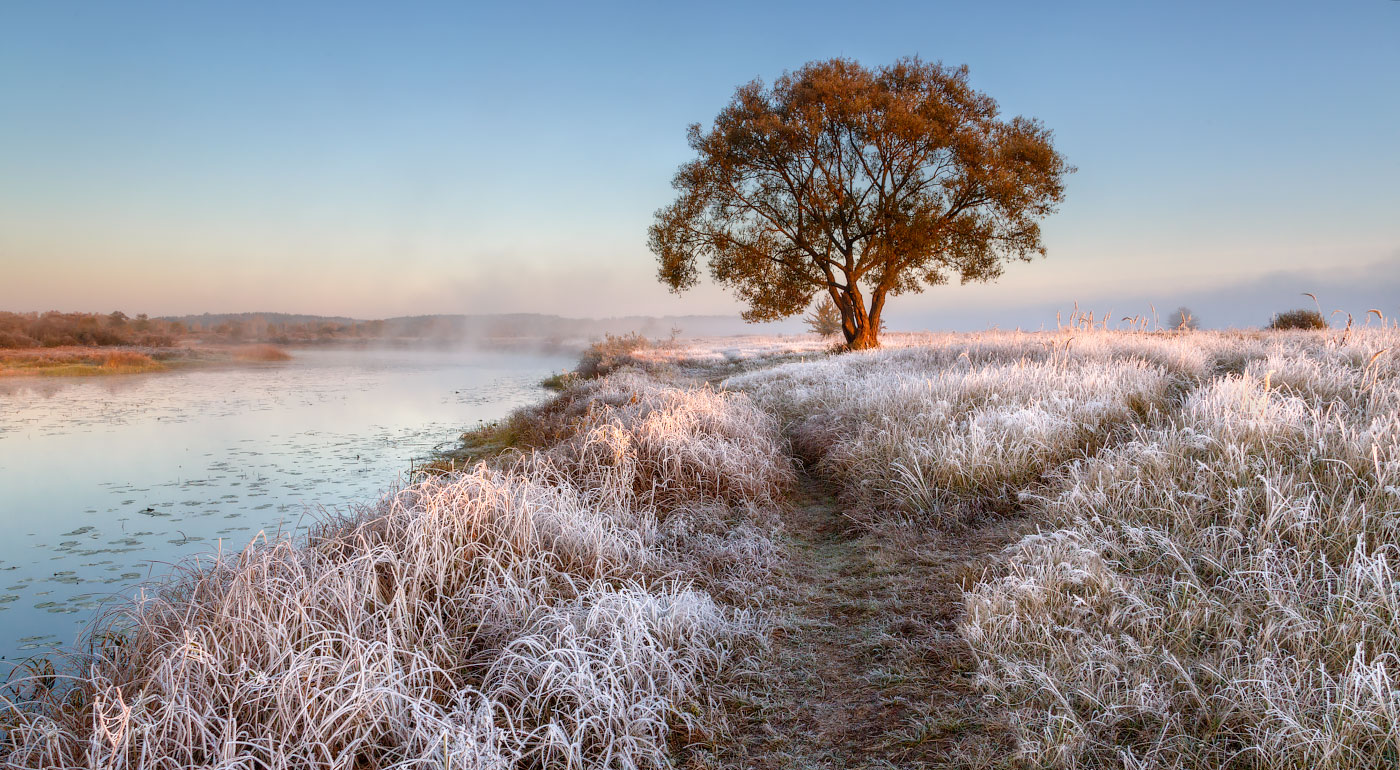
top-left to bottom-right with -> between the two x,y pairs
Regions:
165,313 -> 388,344
0,311 -> 396,349
0,311 -> 183,349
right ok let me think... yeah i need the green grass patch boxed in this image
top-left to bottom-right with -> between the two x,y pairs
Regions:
416,418 -> 527,476
540,370 -> 580,390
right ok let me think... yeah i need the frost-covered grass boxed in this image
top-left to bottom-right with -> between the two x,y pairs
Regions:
10,327 -> 1398,768
626,332 -> 963,379
0,373 -> 791,769
727,326 -> 1400,766
725,332 -> 1211,524
946,329 -> 1400,768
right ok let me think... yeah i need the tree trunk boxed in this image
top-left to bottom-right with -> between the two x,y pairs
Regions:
846,323 -> 880,350
838,289 -> 881,350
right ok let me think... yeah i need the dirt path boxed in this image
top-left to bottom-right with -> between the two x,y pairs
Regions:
697,476 -> 1024,769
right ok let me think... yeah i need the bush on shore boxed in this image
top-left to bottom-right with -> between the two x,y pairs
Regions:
575,332 -> 652,379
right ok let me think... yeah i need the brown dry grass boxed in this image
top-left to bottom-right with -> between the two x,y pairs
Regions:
0,347 -> 168,376
232,343 -> 293,361
99,350 -> 156,368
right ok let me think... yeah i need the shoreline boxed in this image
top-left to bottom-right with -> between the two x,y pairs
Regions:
4,329 -> 1396,768
0,353 -> 791,767
0,344 -> 293,377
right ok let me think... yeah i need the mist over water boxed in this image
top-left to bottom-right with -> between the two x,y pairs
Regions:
0,347 -> 571,662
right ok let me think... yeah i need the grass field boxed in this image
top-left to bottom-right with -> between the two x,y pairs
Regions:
5,327 -> 1398,768
724,327 -> 1400,768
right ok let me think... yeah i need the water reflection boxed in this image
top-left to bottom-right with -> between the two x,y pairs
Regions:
0,347 -> 570,660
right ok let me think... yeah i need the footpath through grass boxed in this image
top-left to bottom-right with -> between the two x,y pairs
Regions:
691,475 -> 1023,769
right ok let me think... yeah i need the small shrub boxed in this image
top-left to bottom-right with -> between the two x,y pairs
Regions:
1267,308 -> 1328,330
576,332 -> 650,378
232,344 -> 293,362
804,297 -> 843,337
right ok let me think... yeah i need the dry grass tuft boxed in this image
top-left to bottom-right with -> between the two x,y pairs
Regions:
99,351 -> 156,369
232,344 -> 293,362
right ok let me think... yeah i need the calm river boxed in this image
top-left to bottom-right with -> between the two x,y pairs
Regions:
0,347 -> 571,662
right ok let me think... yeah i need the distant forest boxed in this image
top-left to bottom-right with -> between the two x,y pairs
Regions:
0,311 -> 789,349
0,311 -> 183,348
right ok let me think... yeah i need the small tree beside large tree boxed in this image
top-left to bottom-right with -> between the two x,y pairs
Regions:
649,57 -> 1072,349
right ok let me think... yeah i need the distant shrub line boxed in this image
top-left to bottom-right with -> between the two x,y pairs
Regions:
0,311 -> 178,349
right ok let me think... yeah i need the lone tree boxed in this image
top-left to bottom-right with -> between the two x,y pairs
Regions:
650,57 -> 1072,349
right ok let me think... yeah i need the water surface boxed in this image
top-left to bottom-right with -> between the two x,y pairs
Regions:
0,347 -> 570,661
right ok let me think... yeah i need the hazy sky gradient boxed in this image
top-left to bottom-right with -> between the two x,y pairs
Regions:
2,0 -> 1397,329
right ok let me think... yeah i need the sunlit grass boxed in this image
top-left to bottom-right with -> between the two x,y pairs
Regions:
0,348 -> 168,376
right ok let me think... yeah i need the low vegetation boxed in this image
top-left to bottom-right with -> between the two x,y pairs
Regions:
8,327 -> 1400,767
0,345 -> 282,377
962,329 -> 1400,767
720,327 -> 1400,767
231,344 -> 294,362
1,372 -> 791,769
574,332 -> 654,378
727,335 -> 1186,526
1269,307 -> 1330,330
0,348 -> 171,376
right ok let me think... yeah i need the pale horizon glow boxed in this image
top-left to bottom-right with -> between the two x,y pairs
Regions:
2,1 -> 1397,330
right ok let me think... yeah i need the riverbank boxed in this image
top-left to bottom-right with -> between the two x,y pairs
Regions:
0,366 -> 791,768
4,328 -> 1398,768
0,344 -> 291,377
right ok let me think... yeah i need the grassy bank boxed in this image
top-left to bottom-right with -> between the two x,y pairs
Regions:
0,345 -> 293,377
1,371 -> 791,769
6,328 -> 1398,768
0,348 -> 170,376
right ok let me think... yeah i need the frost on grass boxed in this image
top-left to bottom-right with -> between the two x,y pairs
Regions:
963,329 -> 1400,768
727,334 -> 1184,524
0,373 -> 790,770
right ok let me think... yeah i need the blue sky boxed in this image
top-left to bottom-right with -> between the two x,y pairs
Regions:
1,0 -> 1396,328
